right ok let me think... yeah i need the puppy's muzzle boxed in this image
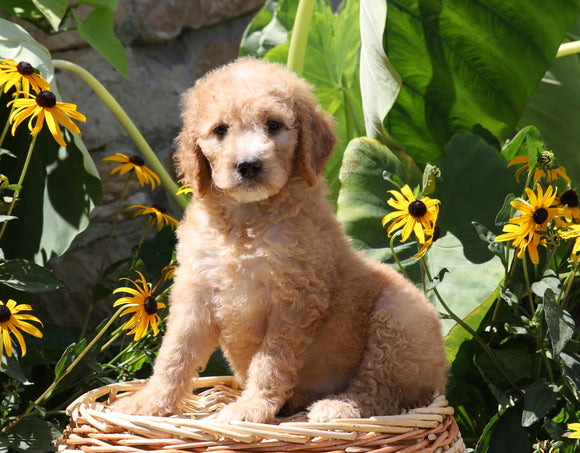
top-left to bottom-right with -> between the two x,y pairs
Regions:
236,158 -> 263,180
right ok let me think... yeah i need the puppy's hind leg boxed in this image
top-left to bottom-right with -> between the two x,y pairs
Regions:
308,294 -> 447,422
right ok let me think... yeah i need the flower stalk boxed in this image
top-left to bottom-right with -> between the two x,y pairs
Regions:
286,0 -> 315,76
0,134 -> 37,242
51,59 -> 188,211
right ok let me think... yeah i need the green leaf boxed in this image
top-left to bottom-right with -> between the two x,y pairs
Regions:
475,406 -> 531,453
3,417 -> 61,453
336,136 -> 422,277
445,285 -> 499,364
31,0 -> 68,30
544,289 -> 575,357
1,352 -> 32,384
0,19 -> 103,264
0,258 -> 66,292
519,25 -> 580,184
359,0 -> 402,145
560,352 -> 580,398
532,269 -> 561,299
240,0 -> 294,57
73,7 -> 129,78
522,380 -> 561,428
384,0 -> 580,166
435,132 -> 521,263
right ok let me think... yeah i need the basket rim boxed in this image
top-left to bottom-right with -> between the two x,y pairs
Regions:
63,375 -> 463,449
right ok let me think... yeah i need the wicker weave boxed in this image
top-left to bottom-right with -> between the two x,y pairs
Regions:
58,376 -> 465,453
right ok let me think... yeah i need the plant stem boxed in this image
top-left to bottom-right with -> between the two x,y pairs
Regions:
422,259 -> 522,394
99,172 -> 132,274
0,307 -> 124,435
389,231 -> 409,279
51,59 -> 188,212
0,134 -> 37,242
286,0 -> 315,76
557,40 -> 580,58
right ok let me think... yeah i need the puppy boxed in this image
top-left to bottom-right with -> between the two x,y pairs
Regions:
113,57 -> 448,423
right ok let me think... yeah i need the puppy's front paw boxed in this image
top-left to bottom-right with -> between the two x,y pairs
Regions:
307,398 -> 361,422
109,387 -> 178,416
216,397 -> 277,423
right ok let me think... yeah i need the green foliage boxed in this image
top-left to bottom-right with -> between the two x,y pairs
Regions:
0,19 -> 102,264
0,0 -> 128,77
383,0 -> 580,167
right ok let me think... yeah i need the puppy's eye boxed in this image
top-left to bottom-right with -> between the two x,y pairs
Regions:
267,120 -> 281,133
214,125 -> 228,137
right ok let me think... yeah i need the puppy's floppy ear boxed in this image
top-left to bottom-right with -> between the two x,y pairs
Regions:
293,83 -> 337,186
174,130 -> 212,199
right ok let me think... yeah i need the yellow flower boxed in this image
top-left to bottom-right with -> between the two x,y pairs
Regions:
507,155 -> 571,184
558,189 -> 580,222
176,181 -> 193,196
128,204 -> 179,231
560,224 -> 580,263
382,184 -> 440,245
113,271 -> 166,341
495,185 -> 561,264
161,263 -> 176,281
0,59 -> 50,95
102,153 -> 161,190
8,90 -> 86,147
0,299 -> 43,357
567,423 -> 580,439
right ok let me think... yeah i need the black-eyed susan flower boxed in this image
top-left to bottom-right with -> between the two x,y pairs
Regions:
102,153 -> 161,190
0,59 -> 50,95
559,189 -> 580,222
128,204 -> 179,231
495,185 -> 562,264
176,181 -> 193,196
507,154 -> 571,184
161,263 -> 176,281
8,90 -> 86,146
560,224 -> 580,263
113,270 -> 166,341
382,184 -> 440,246
0,299 -> 43,357
567,423 -> 580,439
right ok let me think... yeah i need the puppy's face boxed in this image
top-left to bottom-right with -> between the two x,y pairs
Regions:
176,58 -> 337,203
195,96 -> 299,203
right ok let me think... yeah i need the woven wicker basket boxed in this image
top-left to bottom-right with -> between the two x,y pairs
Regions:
58,376 -> 465,453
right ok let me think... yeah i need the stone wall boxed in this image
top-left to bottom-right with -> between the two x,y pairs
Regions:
20,0 -> 266,327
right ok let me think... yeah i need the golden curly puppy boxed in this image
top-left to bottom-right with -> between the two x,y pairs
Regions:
113,57 -> 448,423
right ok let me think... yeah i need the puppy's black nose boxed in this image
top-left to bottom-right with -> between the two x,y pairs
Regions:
236,159 -> 263,179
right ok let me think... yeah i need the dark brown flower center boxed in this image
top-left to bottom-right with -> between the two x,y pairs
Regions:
0,304 -> 11,323
561,189 -> 579,208
129,155 -> 145,166
432,225 -> 441,242
17,61 -> 34,76
533,207 -> 548,224
36,91 -> 56,108
144,296 -> 158,315
408,200 -> 427,218
152,204 -> 166,214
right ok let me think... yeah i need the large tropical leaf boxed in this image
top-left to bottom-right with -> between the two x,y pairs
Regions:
518,19 -> 580,185
0,19 -> 102,264
383,0 -> 580,166
241,0 -> 364,203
